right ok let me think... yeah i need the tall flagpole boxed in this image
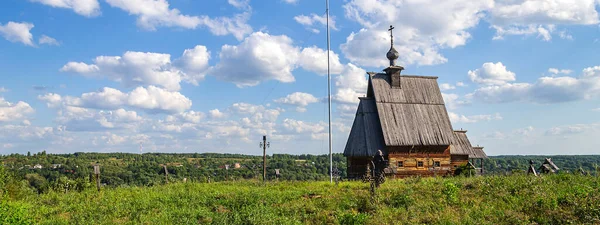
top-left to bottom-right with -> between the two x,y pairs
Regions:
326,0 -> 333,183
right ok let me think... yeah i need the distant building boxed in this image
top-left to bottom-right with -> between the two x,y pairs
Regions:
51,164 -> 62,169
234,163 -> 241,169
33,164 -> 43,169
344,25 -> 487,179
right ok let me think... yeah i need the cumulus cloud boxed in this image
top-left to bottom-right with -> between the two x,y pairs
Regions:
39,86 -> 192,114
448,112 -> 502,124
282,118 -> 325,134
0,125 -> 55,141
442,93 -> 470,110
39,35 -> 60,46
342,0 -> 493,67
105,0 -> 252,40
341,0 -> 600,68
166,111 -> 205,124
548,68 -> 573,75
228,0 -> 250,10
298,47 -> 344,75
274,92 -> 319,112
440,83 -> 456,91
55,107 -> 144,131
469,65 -> 600,103
294,13 -> 337,34
468,62 -> 516,85
209,109 -> 225,119
61,46 -> 211,90
211,32 -> 298,87
489,0 -> 599,41
0,21 -> 35,46
174,45 -> 211,85
334,63 -> 368,104
30,0 -> 100,17
545,124 -> 598,136
282,0 -> 298,4
0,97 -> 35,122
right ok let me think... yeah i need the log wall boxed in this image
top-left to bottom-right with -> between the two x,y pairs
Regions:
387,145 -> 453,178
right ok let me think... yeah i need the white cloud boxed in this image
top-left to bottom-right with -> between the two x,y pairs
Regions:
0,87 -> 8,92
0,125 -> 55,141
468,62 -> 516,85
209,109 -> 225,119
514,126 -> 535,136
39,35 -> 60,46
30,0 -> 100,17
274,92 -> 319,112
198,12 -> 253,41
174,45 -> 211,85
211,32 -> 298,87
61,51 -> 182,91
440,83 -> 456,91
448,112 -> 502,124
61,46 -> 211,90
39,86 -> 192,114
593,108 -> 600,112
282,118 -> 325,134
489,0 -> 600,40
334,63 -> 368,104
105,0 -> 201,30
341,0 -> 600,67
105,0 -> 252,40
294,13 -> 337,33
298,46 -> 344,75
456,82 -> 467,87
340,28 -> 448,68
228,0 -> 250,10
548,68 -> 573,75
342,0 -> 493,67
166,111 -> 204,124
0,21 -> 35,46
469,65 -> 600,103
0,97 -> 35,122
442,93 -> 470,110
282,0 -> 298,4
545,124 -> 598,136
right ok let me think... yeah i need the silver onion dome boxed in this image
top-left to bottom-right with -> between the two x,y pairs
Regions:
386,46 -> 399,66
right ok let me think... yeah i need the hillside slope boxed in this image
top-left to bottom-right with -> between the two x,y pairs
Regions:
2,174 -> 599,224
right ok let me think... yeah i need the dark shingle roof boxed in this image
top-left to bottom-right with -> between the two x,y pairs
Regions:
343,98 -> 386,157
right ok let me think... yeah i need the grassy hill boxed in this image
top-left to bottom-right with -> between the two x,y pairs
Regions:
2,174 -> 599,225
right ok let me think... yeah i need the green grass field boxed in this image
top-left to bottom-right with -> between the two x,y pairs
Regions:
2,174 -> 599,224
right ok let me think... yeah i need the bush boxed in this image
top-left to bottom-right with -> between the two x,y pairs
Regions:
0,200 -> 33,225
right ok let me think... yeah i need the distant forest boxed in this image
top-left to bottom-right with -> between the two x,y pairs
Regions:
1,152 -> 599,194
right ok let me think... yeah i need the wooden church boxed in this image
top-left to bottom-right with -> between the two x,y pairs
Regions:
343,26 -> 487,179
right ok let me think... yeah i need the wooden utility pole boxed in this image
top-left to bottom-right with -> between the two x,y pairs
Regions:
163,165 -> 169,184
93,165 -> 101,192
263,135 -> 267,181
260,135 -> 269,182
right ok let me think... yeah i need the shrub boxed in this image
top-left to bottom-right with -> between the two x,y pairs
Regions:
0,200 -> 33,225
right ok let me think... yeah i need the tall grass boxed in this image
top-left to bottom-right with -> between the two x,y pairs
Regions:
4,174 -> 599,224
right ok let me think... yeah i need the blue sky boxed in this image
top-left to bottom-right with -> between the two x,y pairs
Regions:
1,0 -> 599,156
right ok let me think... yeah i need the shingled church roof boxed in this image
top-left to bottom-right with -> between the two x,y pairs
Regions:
343,98 -> 385,157
368,73 -> 455,146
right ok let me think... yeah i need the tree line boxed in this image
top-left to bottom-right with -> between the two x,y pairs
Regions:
1,152 -> 599,195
